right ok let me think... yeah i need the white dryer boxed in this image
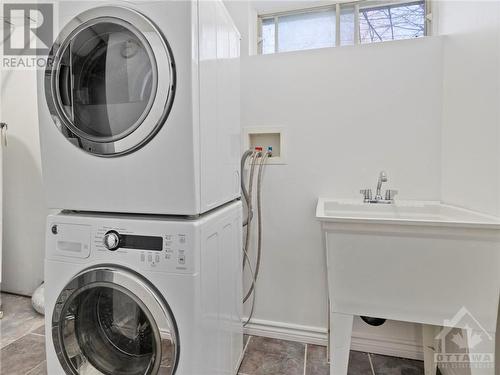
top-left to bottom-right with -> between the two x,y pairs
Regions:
38,0 -> 241,215
44,201 -> 243,375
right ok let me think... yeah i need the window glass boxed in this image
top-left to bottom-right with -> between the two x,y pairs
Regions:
359,2 -> 425,43
258,1 -> 427,54
277,9 -> 335,53
261,17 -> 275,54
340,5 -> 355,46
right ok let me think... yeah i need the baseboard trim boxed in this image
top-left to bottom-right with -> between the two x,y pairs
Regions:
242,317 -> 424,361
351,332 -> 424,361
243,318 -> 328,346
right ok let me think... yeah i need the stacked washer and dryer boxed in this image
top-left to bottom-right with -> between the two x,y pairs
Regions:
37,1 -> 243,374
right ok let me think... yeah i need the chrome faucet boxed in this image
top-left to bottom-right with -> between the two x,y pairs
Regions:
375,171 -> 387,200
360,171 -> 398,204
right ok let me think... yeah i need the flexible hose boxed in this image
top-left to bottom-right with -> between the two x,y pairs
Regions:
243,151 -> 268,303
243,152 -> 259,271
241,150 -> 258,325
242,241 -> 256,327
241,149 -> 254,226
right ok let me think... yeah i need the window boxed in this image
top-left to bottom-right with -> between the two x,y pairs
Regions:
258,0 -> 428,54
359,2 -> 426,43
260,8 -> 336,54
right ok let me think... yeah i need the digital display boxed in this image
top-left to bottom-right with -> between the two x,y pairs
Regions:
120,234 -> 163,251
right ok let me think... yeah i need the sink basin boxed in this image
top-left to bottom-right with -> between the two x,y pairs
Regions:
317,197 -> 500,375
316,198 -> 500,229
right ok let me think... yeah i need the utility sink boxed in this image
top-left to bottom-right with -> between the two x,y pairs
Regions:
316,198 -> 500,229
316,198 -> 500,375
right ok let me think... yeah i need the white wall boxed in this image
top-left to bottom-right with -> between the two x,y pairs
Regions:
240,37 -> 443,334
0,5 -> 48,296
440,1 -> 500,216
0,68 -> 47,296
438,3 -> 500,374
226,0 -> 444,352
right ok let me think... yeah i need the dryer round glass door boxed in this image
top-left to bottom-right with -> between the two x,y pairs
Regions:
52,267 -> 179,375
45,6 -> 175,156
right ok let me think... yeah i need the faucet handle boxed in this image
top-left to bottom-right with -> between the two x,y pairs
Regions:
385,189 -> 398,201
360,189 -> 372,202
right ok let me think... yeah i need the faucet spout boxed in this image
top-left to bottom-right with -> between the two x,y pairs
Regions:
375,171 -> 388,200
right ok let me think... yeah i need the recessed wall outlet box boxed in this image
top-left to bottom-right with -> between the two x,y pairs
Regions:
243,127 -> 286,165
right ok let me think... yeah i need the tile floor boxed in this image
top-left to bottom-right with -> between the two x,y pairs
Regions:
0,293 -> 425,375
238,336 -> 424,375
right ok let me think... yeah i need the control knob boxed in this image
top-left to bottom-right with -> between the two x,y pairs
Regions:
103,231 -> 120,251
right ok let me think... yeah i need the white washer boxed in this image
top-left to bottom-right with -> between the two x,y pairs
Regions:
44,201 -> 243,375
38,0 -> 241,215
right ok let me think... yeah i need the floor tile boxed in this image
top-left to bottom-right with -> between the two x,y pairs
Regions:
0,293 -> 44,348
370,353 -> 424,375
306,345 -> 329,375
0,334 -> 46,375
239,336 -> 305,375
31,324 -> 46,336
0,293 -> 426,375
305,345 -> 373,375
26,361 -> 48,375
348,351 -> 373,375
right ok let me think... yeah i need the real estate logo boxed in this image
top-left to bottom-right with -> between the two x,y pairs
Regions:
2,3 -> 53,68
434,307 -> 495,372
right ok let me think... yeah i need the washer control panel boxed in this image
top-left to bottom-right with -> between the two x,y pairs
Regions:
94,225 -> 194,273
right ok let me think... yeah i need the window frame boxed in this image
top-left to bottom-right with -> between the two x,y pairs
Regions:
257,0 -> 431,54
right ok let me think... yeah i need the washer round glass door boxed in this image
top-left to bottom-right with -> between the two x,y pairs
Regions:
45,6 -> 175,156
52,267 -> 179,375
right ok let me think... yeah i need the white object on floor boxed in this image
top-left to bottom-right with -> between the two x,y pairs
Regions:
38,0 -> 240,216
44,201 -> 243,375
317,198 -> 499,375
31,283 -> 44,315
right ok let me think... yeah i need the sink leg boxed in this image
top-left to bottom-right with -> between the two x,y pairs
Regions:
330,312 -> 353,375
468,330 -> 496,375
422,324 -> 439,375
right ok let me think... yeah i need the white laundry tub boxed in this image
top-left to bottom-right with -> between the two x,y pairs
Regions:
316,199 -> 500,375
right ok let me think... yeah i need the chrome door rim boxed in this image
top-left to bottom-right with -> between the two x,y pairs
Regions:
45,6 -> 176,157
52,266 -> 179,375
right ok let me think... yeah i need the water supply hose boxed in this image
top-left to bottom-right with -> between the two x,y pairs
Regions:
243,151 -> 269,304
241,149 -> 254,226
241,150 -> 259,326
243,151 -> 258,267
